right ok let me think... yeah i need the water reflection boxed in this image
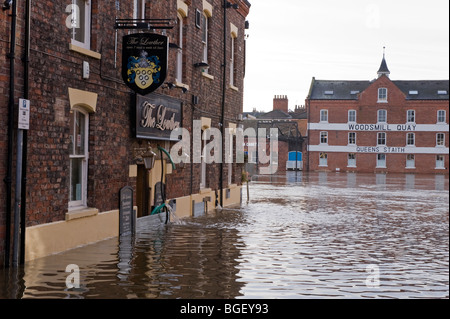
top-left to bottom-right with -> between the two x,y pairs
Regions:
0,172 -> 448,299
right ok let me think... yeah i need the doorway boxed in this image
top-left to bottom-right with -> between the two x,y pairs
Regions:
136,165 -> 151,218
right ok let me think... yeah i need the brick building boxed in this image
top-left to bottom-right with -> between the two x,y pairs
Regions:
243,95 -> 306,175
306,55 -> 449,174
0,0 -> 250,267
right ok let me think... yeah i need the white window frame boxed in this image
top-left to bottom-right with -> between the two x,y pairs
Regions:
378,88 -> 388,103
134,0 -> 146,20
407,110 -> 416,123
436,133 -> 445,147
378,109 -> 387,123
348,110 -> 356,123
202,12 -> 209,65
320,109 -> 328,123
176,13 -> 184,83
320,131 -> 328,144
348,153 -> 356,167
377,154 -> 386,168
230,35 -> 236,87
406,133 -> 415,146
436,155 -> 445,169
437,110 -> 446,124
348,132 -> 356,145
69,108 -> 89,209
377,132 -> 386,146
406,154 -> 415,169
319,152 -> 328,167
70,0 -> 91,50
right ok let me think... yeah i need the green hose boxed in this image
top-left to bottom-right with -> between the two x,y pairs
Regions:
151,203 -> 166,216
158,145 -> 176,171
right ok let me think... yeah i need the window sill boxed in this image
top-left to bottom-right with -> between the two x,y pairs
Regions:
200,188 -> 212,194
435,167 -> 446,170
202,72 -> 215,80
229,84 -> 239,92
66,207 -> 99,221
174,81 -> 190,90
69,44 -> 102,60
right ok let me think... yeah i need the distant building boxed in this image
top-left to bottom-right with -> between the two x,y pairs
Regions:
243,96 -> 306,175
306,54 -> 449,174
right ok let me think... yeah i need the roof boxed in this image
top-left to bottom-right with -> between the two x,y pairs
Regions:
378,57 -> 390,75
309,80 -> 371,100
308,79 -> 449,100
394,80 -> 449,100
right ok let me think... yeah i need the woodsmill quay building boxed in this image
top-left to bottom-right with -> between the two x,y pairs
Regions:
306,54 -> 449,174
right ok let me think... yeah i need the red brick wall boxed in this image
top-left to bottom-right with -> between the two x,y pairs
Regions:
0,0 -> 250,266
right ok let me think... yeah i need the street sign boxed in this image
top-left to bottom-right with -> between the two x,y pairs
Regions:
18,99 -> 30,130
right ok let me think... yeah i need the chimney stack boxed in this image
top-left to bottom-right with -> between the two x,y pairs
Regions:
273,95 -> 288,112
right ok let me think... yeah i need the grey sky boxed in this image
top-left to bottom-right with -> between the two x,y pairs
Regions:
243,0 -> 450,112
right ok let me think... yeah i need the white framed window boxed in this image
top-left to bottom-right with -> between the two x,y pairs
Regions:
134,0 -> 146,20
406,133 -> 415,146
377,154 -> 386,168
407,110 -> 416,123
437,110 -> 446,123
348,110 -> 356,123
175,12 -> 184,83
436,155 -> 445,169
320,110 -> 328,122
348,153 -> 356,167
378,88 -> 388,102
319,153 -> 328,167
230,35 -> 237,87
348,132 -> 356,145
378,109 -> 387,123
320,131 -> 328,144
202,12 -> 209,65
69,108 -> 89,208
69,0 -> 91,50
436,133 -> 445,146
377,132 -> 386,146
406,154 -> 415,169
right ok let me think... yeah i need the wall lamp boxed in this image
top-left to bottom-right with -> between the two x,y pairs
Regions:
194,62 -> 209,68
142,149 -> 157,170
164,82 -> 188,93
2,0 -> 13,11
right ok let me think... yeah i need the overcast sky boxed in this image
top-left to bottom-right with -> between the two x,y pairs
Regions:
243,0 -> 450,112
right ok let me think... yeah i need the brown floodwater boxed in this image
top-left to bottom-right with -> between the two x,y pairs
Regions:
0,172 -> 448,299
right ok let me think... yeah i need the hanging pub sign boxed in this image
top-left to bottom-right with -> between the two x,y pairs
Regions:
132,93 -> 182,141
122,33 -> 168,95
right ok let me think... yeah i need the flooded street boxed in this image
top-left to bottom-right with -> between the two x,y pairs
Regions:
1,172 -> 448,299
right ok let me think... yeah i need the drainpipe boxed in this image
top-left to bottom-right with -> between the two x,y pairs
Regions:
20,0 -> 32,265
4,0 -> 17,268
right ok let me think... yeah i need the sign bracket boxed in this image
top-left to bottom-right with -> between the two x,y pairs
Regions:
115,19 -> 175,30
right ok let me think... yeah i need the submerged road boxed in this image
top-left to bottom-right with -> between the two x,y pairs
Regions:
1,172 -> 448,299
